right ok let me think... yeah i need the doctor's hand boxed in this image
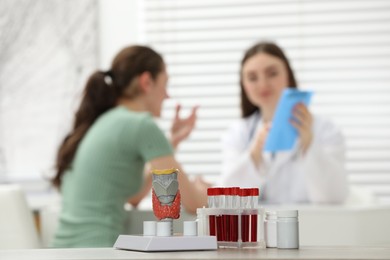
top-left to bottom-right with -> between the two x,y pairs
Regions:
170,104 -> 198,149
290,103 -> 313,154
250,123 -> 271,168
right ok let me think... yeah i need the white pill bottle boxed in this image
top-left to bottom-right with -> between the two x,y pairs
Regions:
264,211 -> 277,248
277,210 -> 299,249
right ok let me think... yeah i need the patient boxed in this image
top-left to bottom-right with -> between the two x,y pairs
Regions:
51,45 -> 208,248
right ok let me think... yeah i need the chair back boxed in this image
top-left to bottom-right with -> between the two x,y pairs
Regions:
0,184 -> 41,249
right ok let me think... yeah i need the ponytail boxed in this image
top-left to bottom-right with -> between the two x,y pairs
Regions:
52,71 -> 116,188
52,45 -> 164,188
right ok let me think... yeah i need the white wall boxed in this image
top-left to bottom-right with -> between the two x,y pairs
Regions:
98,0 -> 145,69
0,0 -> 144,183
0,0 -> 98,182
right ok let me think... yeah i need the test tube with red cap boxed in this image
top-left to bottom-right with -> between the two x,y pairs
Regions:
219,187 -> 240,242
250,188 -> 259,242
240,188 -> 251,242
231,187 -> 240,242
221,188 -> 228,242
207,188 -> 216,236
214,187 -> 224,241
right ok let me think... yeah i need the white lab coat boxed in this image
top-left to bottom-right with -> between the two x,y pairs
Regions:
218,112 -> 348,204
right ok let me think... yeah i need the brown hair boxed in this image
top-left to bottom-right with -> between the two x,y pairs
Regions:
240,42 -> 298,118
52,45 -> 164,188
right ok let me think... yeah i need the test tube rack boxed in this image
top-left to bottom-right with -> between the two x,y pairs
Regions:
197,207 -> 265,248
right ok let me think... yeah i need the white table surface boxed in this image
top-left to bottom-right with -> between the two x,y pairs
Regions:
1,246 -> 389,260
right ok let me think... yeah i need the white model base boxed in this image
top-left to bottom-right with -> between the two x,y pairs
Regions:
114,235 -> 218,252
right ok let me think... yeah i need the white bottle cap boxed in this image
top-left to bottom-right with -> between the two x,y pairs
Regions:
277,210 -> 298,218
157,221 -> 172,237
183,221 -> 198,236
265,211 -> 277,220
143,221 -> 157,236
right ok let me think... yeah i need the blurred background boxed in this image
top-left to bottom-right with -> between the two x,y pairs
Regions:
0,0 -> 390,205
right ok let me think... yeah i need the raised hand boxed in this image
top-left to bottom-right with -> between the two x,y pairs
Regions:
170,104 -> 198,149
250,122 -> 271,168
290,103 -> 313,154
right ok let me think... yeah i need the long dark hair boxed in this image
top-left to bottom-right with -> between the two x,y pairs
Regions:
240,42 -> 298,118
52,45 -> 164,188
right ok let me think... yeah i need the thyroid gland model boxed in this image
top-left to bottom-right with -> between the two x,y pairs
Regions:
152,168 -> 181,221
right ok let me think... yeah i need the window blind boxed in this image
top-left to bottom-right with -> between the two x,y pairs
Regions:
143,0 -> 390,203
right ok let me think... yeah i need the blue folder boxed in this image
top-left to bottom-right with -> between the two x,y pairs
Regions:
264,89 -> 313,152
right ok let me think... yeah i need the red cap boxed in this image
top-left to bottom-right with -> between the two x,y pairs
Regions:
251,188 -> 259,196
207,188 -> 215,196
214,187 -> 223,196
232,187 -> 240,196
239,188 -> 251,197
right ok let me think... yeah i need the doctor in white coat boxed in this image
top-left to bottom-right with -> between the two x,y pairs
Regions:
218,42 -> 348,204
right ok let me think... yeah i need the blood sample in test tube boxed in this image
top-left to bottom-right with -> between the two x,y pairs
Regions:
231,187 -> 240,242
215,187 -> 224,242
250,188 -> 259,242
240,188 -> 251,242
207,188 -> 216,236
224,188 -> 232,241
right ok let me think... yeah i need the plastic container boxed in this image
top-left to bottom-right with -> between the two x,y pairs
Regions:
264,211 -> 277,248
277,210 -> 299,249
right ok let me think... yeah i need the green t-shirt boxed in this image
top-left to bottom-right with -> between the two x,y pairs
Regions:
52,106 -> 173,248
